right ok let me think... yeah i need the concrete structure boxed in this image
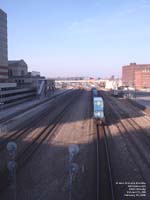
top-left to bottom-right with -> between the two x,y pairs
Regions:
8,60 -> 28,77
105,80 -> 122,90
9,75 -> 45,86
0,82 -> 17,90
0,87 -> 36,105
47,79 -> 55,91
8,60 -> 47,88
0,9 -> 50,104
8,59 -> 55,97
55,79 -> 122,89
0,9 -> 8,80
31,71 -> 40,77
122,63 -> 150,89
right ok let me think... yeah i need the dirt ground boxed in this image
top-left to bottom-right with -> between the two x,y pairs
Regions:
104,94 -> 150,200
1,90 -> 97,200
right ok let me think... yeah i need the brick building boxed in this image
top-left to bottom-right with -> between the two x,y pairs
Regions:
0,9 -> 8,80
134,70 -> 150,89
122,63 -> 150,89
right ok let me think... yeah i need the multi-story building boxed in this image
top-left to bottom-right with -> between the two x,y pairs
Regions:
134,70 -> 150,89
8,59 -> 28,77
122,63 -> 150,89
0,9 -> 8,80
31,71 -> 40,77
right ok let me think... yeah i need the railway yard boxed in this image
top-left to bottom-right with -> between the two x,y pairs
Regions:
0,88 -> 150,200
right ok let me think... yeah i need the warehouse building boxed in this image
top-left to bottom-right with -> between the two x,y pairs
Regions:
122,63 -> 150,89
134,70 -> 150,89
0,9 -> 8,80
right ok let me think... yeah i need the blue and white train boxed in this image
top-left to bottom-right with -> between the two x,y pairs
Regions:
92,89 -> 105,123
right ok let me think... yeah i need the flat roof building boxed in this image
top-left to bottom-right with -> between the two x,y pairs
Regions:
122,63 -> 150,89
0,9 -> 8,80
8,59 -> 28,77
135,70 -> 150,89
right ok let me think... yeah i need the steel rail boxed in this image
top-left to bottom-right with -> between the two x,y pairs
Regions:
0,90 -> 74,152
103,95 -> 150,191
102,92 -> 150,153
103,126 -> 115,200
17,91 -> 81,168
0,90 -> 83,193
96,123 -> 115,200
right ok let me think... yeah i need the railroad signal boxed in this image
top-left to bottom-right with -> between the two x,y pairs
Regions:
68,144 -> 79,200
69,163 -> 79,175
7,141 -> 17,152
68,144 -> 79,160
7,160 -> 17,178
7,141 -> 17,200
7,142 -> 17,160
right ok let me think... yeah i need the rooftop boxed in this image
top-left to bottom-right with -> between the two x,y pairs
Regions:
0,9 -> 7,16
8,60 -> 27,67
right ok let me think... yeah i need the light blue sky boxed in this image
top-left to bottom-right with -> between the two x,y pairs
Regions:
1,0 -> 150,78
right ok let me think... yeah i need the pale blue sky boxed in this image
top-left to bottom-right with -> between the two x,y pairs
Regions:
1,0 -> 150,78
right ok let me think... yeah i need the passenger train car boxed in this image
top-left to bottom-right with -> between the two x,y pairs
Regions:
92,88 -> 98,97
92,88 -> 105,123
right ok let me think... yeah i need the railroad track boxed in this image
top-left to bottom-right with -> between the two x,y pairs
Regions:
113,95 -> 150,122
0,90 -> 71,124
0,90 -> 75,152
104,90 -> 150,123
103,95 -> 150,190
127,98 -> 150,117
0,90 -> 83,193
104,95 -> 150,153
96,122 -> 115,200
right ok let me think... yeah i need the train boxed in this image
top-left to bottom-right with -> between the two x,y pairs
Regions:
92,88 -> 98,97
92,88 -> 105,123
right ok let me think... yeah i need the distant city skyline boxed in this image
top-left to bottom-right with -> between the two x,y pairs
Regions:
1,0 -> 150,78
